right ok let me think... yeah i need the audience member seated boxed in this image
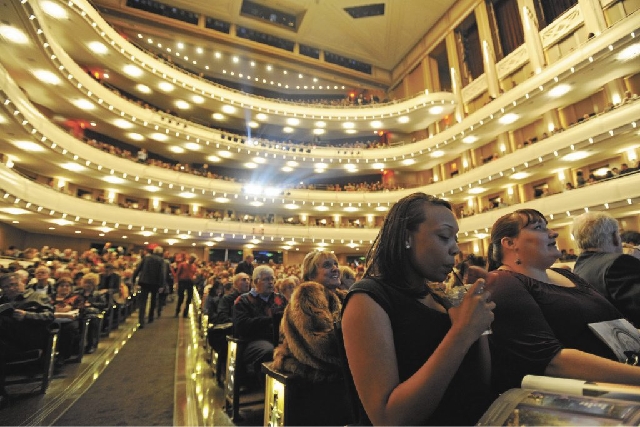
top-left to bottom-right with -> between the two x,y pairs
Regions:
278,276 -> 299,302
342,193 -> 495,425
0,272 -> 55,404
214,273 -> 250,325
232,266 -> 286,376
571,212 -> 640,327
78,273 -> 108,353
339,266 -> 356,290
621,230 -> 640,260
485,209 -> 640,395
52,278 -> 83,366
273,250 -> 346,382
27,266 -> 55,295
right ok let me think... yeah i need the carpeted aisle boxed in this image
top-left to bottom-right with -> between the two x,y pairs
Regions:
53,303 -> 178,426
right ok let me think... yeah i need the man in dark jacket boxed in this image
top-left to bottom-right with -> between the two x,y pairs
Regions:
572,211 -> 640,326
214,272 -> 250,324
132,246 -> 167,328
234,254 -> 254,276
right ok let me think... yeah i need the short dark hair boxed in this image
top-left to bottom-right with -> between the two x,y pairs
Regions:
621,231 -> 640,246
487,209 -> 547,271
364,192 -> 451,298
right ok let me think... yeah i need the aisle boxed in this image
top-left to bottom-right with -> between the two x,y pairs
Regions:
53,300 -> 179,426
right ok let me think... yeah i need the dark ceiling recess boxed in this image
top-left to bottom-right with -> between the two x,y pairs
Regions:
344,3 -> 385,19
241,0 -> 298,30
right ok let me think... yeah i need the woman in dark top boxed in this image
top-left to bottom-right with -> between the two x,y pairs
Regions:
485,209 -> 640,394
342,193 -> 496,425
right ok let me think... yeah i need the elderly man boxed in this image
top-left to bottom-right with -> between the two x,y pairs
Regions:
572,211 -> 640,326
232,266 -> 286,375
234,254 -> 254,277
27,265 -> 55,295
214,272 -> 251,324
132,246 -> 167,328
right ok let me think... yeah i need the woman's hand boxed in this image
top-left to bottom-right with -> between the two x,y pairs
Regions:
448,279 -> 495,343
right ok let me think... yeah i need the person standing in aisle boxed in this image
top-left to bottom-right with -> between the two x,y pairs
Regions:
175,253 -> 198,318
132,246 -> 166,328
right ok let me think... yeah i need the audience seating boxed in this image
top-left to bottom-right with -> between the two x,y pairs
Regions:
2,322 -> 60,394
261,361 -> 355,426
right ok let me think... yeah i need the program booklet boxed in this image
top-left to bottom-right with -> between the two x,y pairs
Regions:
588,318 -> 640,363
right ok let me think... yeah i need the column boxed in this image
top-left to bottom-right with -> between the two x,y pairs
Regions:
475,1 -> 501,98
578,0 -> 607,36
333,214 -> 341,228
445,32 -> 465,123
517,0 -> 546,73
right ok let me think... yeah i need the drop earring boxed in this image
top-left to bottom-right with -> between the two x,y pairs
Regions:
405,241 -> 411,249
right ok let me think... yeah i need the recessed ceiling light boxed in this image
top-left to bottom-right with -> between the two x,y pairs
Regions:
207,155 -> 221,162
398,116 -> 410,124
430,150 -> 445,158
499,113 -> 519,124
128,133 -> 144,141
87,41 -> 108,54
284,204 -> 299,210
212,113 -> 225,120
184,142 -> 200,151
179,192 -> 196,198
169,146 -> 185,153
256,113 -> 268,121
248,121 -> 259,128
41,1 -> 68,18
286,118 -> 300,126
0,207 -> 30,215
283,127 -> 294,133
468,187 -> 487,194
113,119 -> 134,129
344,207 -> 359,212
548,84 -> 571,98
511,172 -> 531,180
123,64 -> 143,77
429,106 -> 444,115
150,133 -> 169,142
462,136 -> 478,144
370,121 -> 383,129
375,206 -> 389,212
222,105 -> 236,114
158,82 -> 174,92
214,197 -> 230,203
175,100 -> 190,110
286,161 -> 298,167
137,84 -> 152,94
0,26 -> 29,44
32,70 -> 61,85
314,168 -> 326,173
315,121 -> 326,128
73,99 -> 95,110
244,162 -> 257,169
144,185 -> 160,192
402,159 -> 416,166
252,157 -> 266,164
281,166 -> 293,172
561,151 -> 590,161
60,162 -> 86,172
372,163 -> 385,169
103,176 -> 125,184
342,122 -> 355,129
13,140 -> 44,152
617,43 -> 640,61
50,218 -> 74,226
313,128 -> 325,135
218,150 -> 233,158
250,201 -> 264,207
315,205 -> 329,212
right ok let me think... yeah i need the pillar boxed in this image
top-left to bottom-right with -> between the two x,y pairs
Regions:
578,0 -> 607,36
517,0 -> 546,73
445,32 -> 465,123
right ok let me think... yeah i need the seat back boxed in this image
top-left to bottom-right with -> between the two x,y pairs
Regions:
333,320 -> 364,424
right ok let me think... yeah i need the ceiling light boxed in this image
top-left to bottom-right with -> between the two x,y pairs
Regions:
212,113 -> 225,120
344,207 -> 359,212
50,218 -> 74,226
158,82 -> 174,92
372,163 -> 385,169
287,118 -> 300,126
214,197 -> 230,203
0,26 -> 29,44
256,113 -> 268,121
218,150 -> 232,158
113,119 -> 134,129
284,204 -> 299,210
128,133 -> 144,141
222,105 -> 236,114
315,205 -> 329,212
315,121 -> 326,128
179,192 -> 196,198
286,161 -> 298,167
41,1 -> 68,18
281,166 -> 293,172
511,172 -> 531,180
462,136 -> 478,144
499,113 -> 519,124
402,159 -> 416,166
175,100 -> 190,110
561,151 -> 590,161
370,121 -> 383,129
60,162 -> 85,172
617,43 -> 640,61
72,99 -> 95,110
207,155 -> 221,162
398,116 -> 410,124
313,128 -> 325,135
13,140 -> 44,151
245,162 -> 257,169
103,176 -> 125,184
248,121 -> 259,128
375,206 -> 389,212
183,142 -> 199,151
0,207 -> 30,215
252,157 -> 266,164
429,106 -> 444,115
342,122 -> 355,129
548,84 -> 571,98
192,95 -> 204,104
345,129 -> 357,134
123,64 -> 143,77
144,185 -> 160,192
33,70 -> 61,85
283,127 -> 294,133
250,201 -> 264,207
150,133 -> 169,142
468,187 -> 487,194
136,84 -> 152,94
430,150 -> 445,158
87,41 -> 108,54
169,146 -> 185,153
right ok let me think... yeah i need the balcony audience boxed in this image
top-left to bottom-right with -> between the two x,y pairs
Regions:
485,209 -> 640,395
341,193 -> 495,425
272,251 -> 346,381
571,211 -> 640,327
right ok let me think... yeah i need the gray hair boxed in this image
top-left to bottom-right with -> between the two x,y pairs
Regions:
252,265 -> 274,282
571,211 -> 619,250
153,246 -> 164,254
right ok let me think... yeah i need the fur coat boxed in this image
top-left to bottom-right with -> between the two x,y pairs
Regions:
272,281 -> 347,382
